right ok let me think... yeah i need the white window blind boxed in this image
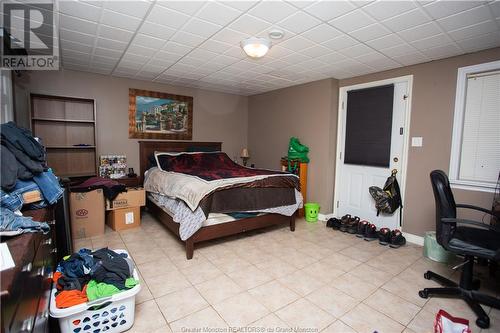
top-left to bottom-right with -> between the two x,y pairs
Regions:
458,72 -> 500,184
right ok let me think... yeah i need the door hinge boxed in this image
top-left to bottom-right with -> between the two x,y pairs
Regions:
342,101 -> 344,110
339,151 -> 342,160
336,201 -> 339,208
400,127 -> 403,135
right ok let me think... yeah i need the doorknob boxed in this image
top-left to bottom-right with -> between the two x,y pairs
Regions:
393,157 -> 399,162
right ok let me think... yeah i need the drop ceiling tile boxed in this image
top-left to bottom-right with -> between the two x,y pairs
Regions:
121,52 -> 149,63
146,5 -> 190,29
94,47 -> 123,58
141,63 -> 168,73
195,2 -> 243,26
64,62 -> 89,71
329,9 -> 375,32
213,28 -> 250,44
198,39 -> 233,53
58,1 -> 102,22
411,33 -> 451,50
220,0 -> 259,12
135,71 -> 160,80
151,51 -> 182,64
61,40 -> 93,54
397,22 -> 442,41
60,29 -> 95,46
298,58 -> 329,70
127,45 -> 157,57
248,1 -> 297,23
62,49 -> 91,60
381,43 -> 418,57
392,52 -> 429,66
448,20 -> 499,41
131,34 -> 165,50
382,8 -> 431,32
60,14 -> 98,35
421,43 -> 462,59
91,55 -> 119,65
183,18 -> 222,38
104,1 -> 151,18
456,31 -> 500,52
350,23 -> 391,42
437,5 -> 492,32
162,41 -> 193,56
96,37 -> 127,50
362,0 -> 416,21
99,25 -> 134,43
316,51 -> 348,64
280,52 -> 311,64
170,31 -> 206,47
177,57 -> 206,67
278,36 -> 316,51
302,0 -> 356,21
490,1 -> 500,17
300,44 -> 331,58
100,9 -> 141,31
339,43 -> 373,58
63,55 -> 90,66
139,22 -> 177,40
422,0 -> 483,20
189,48 -> 219,61
365,33 -> 405,49
117,59 -> 144,69
223,46 -> 248,59
88,67 -> 112,75
211,54 -> 241,67
300,24 -> 342,44
321,34 -> 358,51
229,14 -> 272,35
278,11 -> 321,34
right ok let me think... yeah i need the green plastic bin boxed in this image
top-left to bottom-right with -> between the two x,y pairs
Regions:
423,231 -> 455,263
304,202 -> 320,223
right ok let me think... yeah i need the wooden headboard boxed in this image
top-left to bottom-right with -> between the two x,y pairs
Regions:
138,141 -> 222,183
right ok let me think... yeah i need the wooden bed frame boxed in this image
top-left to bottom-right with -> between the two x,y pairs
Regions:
139,140 -> 296,259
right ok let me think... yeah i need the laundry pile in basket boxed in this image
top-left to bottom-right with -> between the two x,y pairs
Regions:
53,248 -> 138,308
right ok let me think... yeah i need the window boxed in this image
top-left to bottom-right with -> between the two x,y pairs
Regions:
450,60 -> 500,192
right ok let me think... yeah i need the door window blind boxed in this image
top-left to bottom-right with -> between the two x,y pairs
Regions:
459,72 -> 500,183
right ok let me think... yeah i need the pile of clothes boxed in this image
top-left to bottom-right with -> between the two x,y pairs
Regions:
53,248 -> 138,308
0,122 -> 63,235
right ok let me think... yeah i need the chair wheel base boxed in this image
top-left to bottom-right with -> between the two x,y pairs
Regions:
418,290 -> 428,298
476,316 -> 490,329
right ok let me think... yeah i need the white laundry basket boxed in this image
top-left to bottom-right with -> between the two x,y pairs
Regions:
49,249 -> 141,333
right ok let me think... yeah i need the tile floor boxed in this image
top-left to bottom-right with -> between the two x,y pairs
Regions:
74,212 -> 500,333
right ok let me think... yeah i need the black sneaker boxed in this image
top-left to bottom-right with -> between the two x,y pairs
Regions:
363,223 -> 378,241
378,228 -> 391,245
339,214 -> 351,232
389,230 -> 406,248
356,220 -> 369,238
326,218 -> 337,228
347,216 -> 360,234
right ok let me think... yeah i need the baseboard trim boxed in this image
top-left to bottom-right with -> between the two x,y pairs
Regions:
318,213 -> 333,222
404,232 -> 425,246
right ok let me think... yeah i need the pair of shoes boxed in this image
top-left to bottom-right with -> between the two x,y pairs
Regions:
363,223 -> 378,241
355,220 -> 370,238
378,228 -> 406,248
340,215 -> 360,233
326,218 -> 341,229
339,214 -> 351,232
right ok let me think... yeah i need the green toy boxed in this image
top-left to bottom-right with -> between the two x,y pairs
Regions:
304,202 -> 320,222
287,137 -> 310,163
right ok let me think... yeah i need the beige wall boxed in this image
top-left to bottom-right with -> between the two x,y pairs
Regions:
18,69 -> 248,175
248,79 -> 339,210
339,47 -> 499,236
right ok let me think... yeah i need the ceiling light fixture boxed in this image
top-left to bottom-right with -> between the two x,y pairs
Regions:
240,37 -> 271,58
268,30 -> 284,40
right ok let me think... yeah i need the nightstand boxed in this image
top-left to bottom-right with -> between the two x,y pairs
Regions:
280,158 -> 308,217
115,176 -> 141,187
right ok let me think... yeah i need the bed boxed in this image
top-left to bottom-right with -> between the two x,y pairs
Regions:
139,140 -> 298,259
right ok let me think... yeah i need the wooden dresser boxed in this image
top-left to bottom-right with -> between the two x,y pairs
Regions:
280,158 -> 308,217
1,208 -> 57,333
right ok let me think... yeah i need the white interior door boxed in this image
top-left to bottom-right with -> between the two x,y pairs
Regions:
335,78 -> 410,230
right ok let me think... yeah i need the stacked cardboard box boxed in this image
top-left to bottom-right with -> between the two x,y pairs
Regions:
105,188 -> 146,231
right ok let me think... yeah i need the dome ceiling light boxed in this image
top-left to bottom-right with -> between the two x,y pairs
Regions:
240,37 -> 271,58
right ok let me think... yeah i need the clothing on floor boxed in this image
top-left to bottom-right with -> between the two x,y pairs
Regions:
85,278 -> 138,301
55,286 -> 88,308
0,207 -> 50,234
70,177 -> 126,200
90,248 -> 132,289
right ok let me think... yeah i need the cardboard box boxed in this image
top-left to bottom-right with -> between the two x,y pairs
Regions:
70,189 -> 105,239
106,206 -> 141,231
106,187 -> 145,210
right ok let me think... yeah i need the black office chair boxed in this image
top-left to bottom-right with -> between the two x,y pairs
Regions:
419,170 -> 500,328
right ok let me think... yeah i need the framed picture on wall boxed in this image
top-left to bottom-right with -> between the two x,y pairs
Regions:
128,88 -> 193,140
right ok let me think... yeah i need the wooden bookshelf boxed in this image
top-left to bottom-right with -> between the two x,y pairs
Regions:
31,94 -> 97,178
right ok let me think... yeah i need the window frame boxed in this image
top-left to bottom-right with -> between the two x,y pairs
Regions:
449,60 -> 500,193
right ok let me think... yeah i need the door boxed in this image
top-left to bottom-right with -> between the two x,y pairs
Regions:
335,78 -> 410,230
